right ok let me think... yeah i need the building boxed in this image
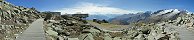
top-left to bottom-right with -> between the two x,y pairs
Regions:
42,11 -> 61,16
72,14 -> 89,18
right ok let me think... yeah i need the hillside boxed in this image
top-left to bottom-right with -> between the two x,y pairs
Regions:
0,1 -> 43,40
43,13 -> 180,40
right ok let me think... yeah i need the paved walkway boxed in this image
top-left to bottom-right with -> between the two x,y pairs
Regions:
178,26 -> 194,40
15,19 -> 45,40
165,24 -> 194,40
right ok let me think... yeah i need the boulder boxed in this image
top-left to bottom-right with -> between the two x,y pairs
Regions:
46,30 -> 58,36
54,27 -> 62,31
157,34 -> 170,40
113,37 -> 121,40
147,35 -> 155,40
48,20 -> 59,23
64,32 -> 70,36
104,33 -> 112,40
78,33 -> 94,40
133,34 -> 145,40
82,28 -> 100,33
72,21 -> 77,24
57,36 -> 64,40
68,38 -> 79,40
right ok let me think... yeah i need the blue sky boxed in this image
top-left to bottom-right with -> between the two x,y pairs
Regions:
6,0 -> 194,14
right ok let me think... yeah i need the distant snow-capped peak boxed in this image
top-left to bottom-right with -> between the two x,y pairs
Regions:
155,9 -> 178,15
153,9 -> 191,16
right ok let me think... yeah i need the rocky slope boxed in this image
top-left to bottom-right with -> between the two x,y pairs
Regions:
44,13 -> 180,40
171,12 -> 194,30
43,9 -> 194,40
0,1 -> 42,40
109,11 -> 151,25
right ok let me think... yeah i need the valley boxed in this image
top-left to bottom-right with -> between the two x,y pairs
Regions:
87,20 -> 129,31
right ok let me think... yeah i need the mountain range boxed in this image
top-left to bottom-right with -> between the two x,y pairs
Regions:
86,14 -> 123,20
109,9 -> 193,25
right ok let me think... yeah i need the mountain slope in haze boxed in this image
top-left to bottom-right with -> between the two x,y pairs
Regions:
86,14 -> 122,20
109,11 -> 152,25
110,9 -> 192,25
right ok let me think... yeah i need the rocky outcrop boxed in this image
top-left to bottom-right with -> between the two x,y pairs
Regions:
173,13 -> 194,30
44,13 -> 180,40
44,14 -> 90,40
0,1 -> 43,40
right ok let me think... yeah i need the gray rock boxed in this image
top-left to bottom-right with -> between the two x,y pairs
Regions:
46,30 -> 58,36
82,28 -> 100,33
54,27 -> 62,31
49,20 -> 59,23
68,38 -> 79,40
58,36 -> 64,40
134,34 -> 145,40
113,37 -> 121,40
72,21 -> 77,24
147,35 -> 155,40
104,33 -> 112,40
64,32 -> 70,36
78,33 -> 94,40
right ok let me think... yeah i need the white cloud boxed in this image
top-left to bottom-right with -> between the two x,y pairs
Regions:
54,2 -> 141,15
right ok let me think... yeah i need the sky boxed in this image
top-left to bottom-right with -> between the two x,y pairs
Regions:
6,0 -> 194,14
